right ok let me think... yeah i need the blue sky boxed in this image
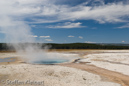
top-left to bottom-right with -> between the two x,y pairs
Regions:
0,0 -> 129,43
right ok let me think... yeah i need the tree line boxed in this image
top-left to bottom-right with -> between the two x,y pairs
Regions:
47,43 -> 129,49
0,43 -> 129,51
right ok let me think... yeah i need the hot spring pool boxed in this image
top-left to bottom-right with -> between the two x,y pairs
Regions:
33,59 -> 69,64
0,57 -> 16,62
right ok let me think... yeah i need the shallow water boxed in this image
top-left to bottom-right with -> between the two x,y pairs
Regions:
33,59 -> 69,64
0,57 -> 15,62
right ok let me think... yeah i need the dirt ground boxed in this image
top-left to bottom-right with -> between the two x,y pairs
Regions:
0,50 -> 129,86
60,63 -> 129,86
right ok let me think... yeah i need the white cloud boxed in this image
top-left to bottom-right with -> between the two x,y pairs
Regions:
39,36 -> 50,38
117,23 -> 129,29
79,36 -> 83,39
47,22 -> 85,29
0,0 -> 129,25
0,31 -> 7,34
31,25 -> 36,27
64,3 -> 129,23
122,41 -> 125,43
68,35 -> 74,37
26,1 -> 129,24
0,0 -> 129,43
29,35 -> 38,38
45,39 -> 53,41
85,41 -> 96,43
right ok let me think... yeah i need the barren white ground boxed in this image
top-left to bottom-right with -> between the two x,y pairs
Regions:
0,64 -> 121,86
79,50 -> 129,76
0,52 -> 121,86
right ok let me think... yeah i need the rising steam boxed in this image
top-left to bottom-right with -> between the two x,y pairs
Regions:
0,16 -> 74,63
0,14 -> 46,63
0,0 -> 78,63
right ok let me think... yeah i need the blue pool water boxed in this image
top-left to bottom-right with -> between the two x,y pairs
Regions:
33,59 -> 69,64
0,57 -> 15,62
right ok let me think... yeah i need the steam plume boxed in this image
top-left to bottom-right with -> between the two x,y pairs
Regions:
0,0 -> 79,63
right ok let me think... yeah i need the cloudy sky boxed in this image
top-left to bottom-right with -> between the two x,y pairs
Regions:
0,0 -> 129,43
